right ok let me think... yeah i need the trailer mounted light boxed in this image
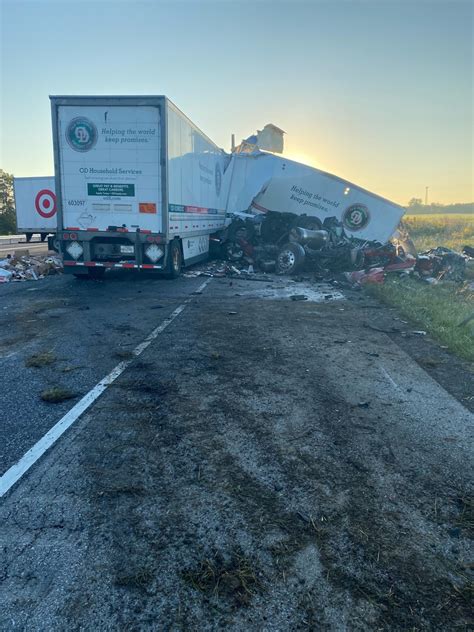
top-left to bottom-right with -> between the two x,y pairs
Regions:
66,241 -> 84,260
144,244 -> 164,263
69,232 -> 78,240
62,233 -> 70,240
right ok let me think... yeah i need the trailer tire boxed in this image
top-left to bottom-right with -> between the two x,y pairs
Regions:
276,242 -> 306,275
165,240 -> 182,279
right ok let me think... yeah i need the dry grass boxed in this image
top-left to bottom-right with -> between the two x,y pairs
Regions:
113,350 -> 135,360
404,214 -> 474,253
40,387 -> 76,403
182,551 -> 260,607
25,351 -> 56,368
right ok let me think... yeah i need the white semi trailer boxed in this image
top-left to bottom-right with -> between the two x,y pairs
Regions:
225,152 -> 405,244
50,95 -> 230,278
13,176 -> 57,243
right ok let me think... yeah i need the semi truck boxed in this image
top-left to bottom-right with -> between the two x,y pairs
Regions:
50,95 -> 230,278
13,176 -> 57,243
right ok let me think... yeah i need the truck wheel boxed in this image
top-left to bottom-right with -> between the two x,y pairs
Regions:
165,240 -> 182,279
276,242 -> 306,275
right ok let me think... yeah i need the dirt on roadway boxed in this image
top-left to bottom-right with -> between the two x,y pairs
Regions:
0,274 -> 473,631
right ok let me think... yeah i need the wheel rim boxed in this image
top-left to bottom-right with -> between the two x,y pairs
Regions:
278,250 -> 296,272
172,247 -> 180,271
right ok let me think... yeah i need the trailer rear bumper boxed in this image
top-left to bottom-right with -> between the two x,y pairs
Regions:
60,229 -> 167,269
63,260 -> 164,271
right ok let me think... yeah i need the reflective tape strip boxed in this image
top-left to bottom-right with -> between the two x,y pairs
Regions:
65,261 -> 161,269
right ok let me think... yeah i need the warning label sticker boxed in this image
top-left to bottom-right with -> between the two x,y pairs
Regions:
139,203 -> 157,214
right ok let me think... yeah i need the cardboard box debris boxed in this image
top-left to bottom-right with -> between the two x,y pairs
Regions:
0,253 -> 63,282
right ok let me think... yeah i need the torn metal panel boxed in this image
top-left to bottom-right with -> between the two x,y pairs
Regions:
256,124 -> 285,153
235,123 -> 285,154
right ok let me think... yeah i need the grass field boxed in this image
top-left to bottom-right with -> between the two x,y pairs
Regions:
403,213 -> 474,252
369,214 -> 474,362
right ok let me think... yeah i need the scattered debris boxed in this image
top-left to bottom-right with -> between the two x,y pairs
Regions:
290,294 -> 308,301
415,247 -> 466,282
40,387 -> 76,403
203,211 -> 473,297
344,267 -> 385,286
0,252 -> 63,282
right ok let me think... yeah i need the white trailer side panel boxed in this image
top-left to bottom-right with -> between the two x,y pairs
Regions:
227,153 -> 405,243
13,177 -> 57,233
57,105 -> 162,232
166,102 -> 229,239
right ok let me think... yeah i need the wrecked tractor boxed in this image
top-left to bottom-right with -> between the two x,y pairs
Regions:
221,212 -> 367,275
277,216 -> 366,275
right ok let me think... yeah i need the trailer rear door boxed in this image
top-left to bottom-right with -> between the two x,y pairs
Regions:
57,104 -> 162,233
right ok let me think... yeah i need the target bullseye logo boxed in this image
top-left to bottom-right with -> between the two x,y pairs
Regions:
35,189 -> 57,218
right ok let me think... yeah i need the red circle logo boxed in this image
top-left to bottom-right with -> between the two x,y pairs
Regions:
35,189 -> 57,219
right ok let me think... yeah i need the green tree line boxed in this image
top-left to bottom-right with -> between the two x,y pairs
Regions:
406,198 -> 473,214
0,170 -> 16,233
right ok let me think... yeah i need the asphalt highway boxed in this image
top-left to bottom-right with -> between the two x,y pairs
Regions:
0,241 -> 50,258
0,271 -> 472,631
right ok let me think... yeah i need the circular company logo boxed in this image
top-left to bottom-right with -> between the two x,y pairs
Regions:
215,163 -> 222,196
35,189 -> 57,219
342,204 -> 370,231
66,117 -> 98,152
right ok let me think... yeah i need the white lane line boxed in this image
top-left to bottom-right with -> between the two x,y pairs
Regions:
0,278 -> 212,498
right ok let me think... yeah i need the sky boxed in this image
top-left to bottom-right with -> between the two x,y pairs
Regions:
0,0 -> 472,205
